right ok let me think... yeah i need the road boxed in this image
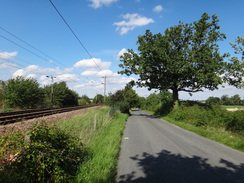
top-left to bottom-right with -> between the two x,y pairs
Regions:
116,110 -> 244,183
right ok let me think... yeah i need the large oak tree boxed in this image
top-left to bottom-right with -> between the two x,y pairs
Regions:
119,13 -> 241,103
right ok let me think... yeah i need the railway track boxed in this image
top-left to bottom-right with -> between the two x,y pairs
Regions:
0,104 -> 99,125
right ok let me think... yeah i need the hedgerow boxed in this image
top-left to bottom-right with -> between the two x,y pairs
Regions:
168,103 -> 244,135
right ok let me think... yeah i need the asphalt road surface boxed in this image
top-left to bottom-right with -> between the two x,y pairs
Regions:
116,110 -> 244,183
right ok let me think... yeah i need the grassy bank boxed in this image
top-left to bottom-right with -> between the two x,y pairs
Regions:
57,106 -> 128,183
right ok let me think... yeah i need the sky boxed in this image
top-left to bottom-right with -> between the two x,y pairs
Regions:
0,0 -> 243,100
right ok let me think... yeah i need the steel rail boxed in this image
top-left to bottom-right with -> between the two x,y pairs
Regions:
0,104 -> 99,125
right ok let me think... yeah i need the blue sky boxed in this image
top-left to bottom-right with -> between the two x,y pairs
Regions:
0,0 -> 243,100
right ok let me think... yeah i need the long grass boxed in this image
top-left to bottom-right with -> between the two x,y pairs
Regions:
56,106 -> 128,183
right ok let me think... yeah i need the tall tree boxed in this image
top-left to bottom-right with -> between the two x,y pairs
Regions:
119,13 -> 229,104
106,86 -> 139,114
224,37 -> 244,88
93,94 -> 104,104
0,80 -> 6,110
43,81 -> 79,107
79,95 -> 91,105
3,76 -> 45,109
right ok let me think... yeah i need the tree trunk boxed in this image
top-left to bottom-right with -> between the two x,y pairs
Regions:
172,89 -> 179,106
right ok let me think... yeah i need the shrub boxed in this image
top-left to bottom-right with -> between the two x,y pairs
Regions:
226,110 -> 244,133
0,122 -> 87,183
168,102 -> 244,135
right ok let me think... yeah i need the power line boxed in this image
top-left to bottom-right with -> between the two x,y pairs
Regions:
0,34 -> 58,67
48,0 -> 105,76
0,62 -> 22,70
0,26 -> 67,69
0,33 -> 89,83
0,26 -> 91,82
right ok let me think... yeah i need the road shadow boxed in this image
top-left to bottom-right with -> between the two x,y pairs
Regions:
117,150 -> 244,183
132,112 -> 158,119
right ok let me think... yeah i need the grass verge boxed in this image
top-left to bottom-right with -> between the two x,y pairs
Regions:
57,106 -> 128,183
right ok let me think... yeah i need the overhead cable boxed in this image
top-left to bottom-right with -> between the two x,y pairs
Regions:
48,0 -> 105,76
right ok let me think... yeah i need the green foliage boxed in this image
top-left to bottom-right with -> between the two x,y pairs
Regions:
79,95 -> 91,105
56,106 -> 128,182
168,103 -> 244,134
74,109 -> 128,183
43,81 -> 79,107
93,94 -> 104,104
106,86 -> 139,114
119,13 -> 230,103
224,37 -> 244,88
226,110 -> 244,133
206,94 -> 243,105
2,76 -> 45,109
140,91 -> 173,115
206,97 -> 221,105
229,94 -> 242,105
0,123 -> 87,183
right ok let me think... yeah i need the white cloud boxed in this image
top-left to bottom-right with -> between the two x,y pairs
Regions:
75,80 -> 103,90
114,13 -> 154,35
0,51 -> 18,59
97,69 -> 120,77
56,74 -> 80,82
11,65 -> 71,82
13,69 -> 25,77
117,48 -> 127,60
88,0 -> 118,8
81,70 -> 98,76
74,58 -> 111,70
153,5 -> 163,13
64,67 -> 74,72
0,62 -> 18,69
26,74 -> 37,79
109,76 -> 135,85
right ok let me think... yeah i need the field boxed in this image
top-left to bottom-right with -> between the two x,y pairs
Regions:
222,105 -> 244,111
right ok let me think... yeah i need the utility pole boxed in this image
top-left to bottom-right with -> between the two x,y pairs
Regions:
46,75 -> 56,105
102,76 -> 107,103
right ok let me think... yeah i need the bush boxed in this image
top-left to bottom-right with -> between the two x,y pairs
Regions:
169,104 -> 212,126
226,110 -> 244,133
118,101 -> 130,114
141,91 -> 173,116
0,123 -> 87,183
168,103 -> 244,135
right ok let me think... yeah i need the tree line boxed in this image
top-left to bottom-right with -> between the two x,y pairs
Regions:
206,94 -> 244,106
0,76 -> 101,111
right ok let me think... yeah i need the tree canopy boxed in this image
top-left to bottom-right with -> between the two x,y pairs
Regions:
119,13 -> 243,103
43,81 -> 79,107
3,76 -> 45,109
79,95 -> 91,105
106,85 -> 139,114
93,94 -> 104,104
224,37 -> 244,88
